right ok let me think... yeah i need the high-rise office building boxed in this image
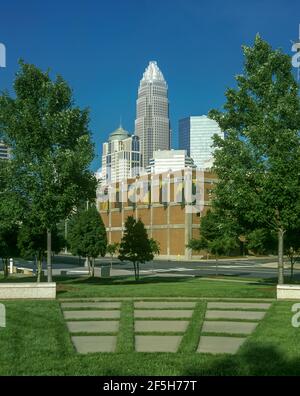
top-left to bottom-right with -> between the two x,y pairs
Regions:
179,115 -> 223,169
148,149 -> 195,174
135,61 -> 171,168
0,141 -> 10,160
101,126 -> 141,184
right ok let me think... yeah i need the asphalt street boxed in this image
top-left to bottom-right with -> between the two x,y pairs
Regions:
9,254 -> 300,280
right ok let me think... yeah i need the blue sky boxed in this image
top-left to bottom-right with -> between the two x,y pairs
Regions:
0,0 -> 299,170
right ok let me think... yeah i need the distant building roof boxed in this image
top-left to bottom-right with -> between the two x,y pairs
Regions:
108,126 -> 130,142
142,61 -> 165,83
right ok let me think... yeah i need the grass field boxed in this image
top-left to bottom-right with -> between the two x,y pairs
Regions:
0,274 -> 299,376
0,274 -> 277,298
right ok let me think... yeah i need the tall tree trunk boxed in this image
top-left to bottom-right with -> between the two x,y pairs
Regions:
278,228 -> 284,285
3,258 -> 8,278
87,257 -> 91,276
37,252 -> 43,282
133,262 -> 137,281
91,258 -> 95,278
137,263 -> 140,281
47,229 -> 52,283
291,257 -> 294,281
36,252 -> 42,283
64,219 -> 68,254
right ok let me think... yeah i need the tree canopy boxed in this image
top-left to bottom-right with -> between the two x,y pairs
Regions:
118,216 -> 155,281
18,223 -> 65,282
188,209 -> 239,258
0,61 -> 97,281
209,35 -> 300,284
67,206 -> 107,277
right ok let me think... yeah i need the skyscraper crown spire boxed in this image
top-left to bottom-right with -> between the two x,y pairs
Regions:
135,61 -> 171,167
142,60 -> 165,83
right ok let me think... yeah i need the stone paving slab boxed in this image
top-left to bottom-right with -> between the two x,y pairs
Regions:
61,302 -> 121,309
206,310 -> 266,320
72,336 -> 117,353
134,310 -> 193,318
135,320 -> 189,332
207,302 -> 271,310
202,320 -> 258,335
197,336 -> 246,354
134,301 -> 196,309
63,310 -> 120,320
67,321 -> 119,333
135,336 -> 182,352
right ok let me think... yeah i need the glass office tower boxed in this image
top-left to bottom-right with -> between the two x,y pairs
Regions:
179,115 -> 223,169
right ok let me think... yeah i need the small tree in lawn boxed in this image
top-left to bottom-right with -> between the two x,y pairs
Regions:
18,223 -> 65,282
149,239 -> 160,256
118,216 -> 154,281
106,243 -> 119,270
188,210 -> 239,276
67,206 -> 107,277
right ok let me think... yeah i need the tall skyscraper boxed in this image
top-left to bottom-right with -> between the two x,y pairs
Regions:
179,115 -> 224,169
135,61 -> 171,168
101,126 -> 141,184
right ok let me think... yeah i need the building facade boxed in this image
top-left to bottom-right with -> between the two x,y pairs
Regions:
101,126 -> 141,184
148,149 -> 195,174
135,61 -> 171,168
97,169 -> 217,259
179,115 -> 223,169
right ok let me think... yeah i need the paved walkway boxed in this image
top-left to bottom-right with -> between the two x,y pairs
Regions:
197,301 -> 271,354
60,298 -> 272,354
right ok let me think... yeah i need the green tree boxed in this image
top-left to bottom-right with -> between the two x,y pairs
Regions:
106,243 -> 119,270
118,216 -> 154,281
188,210 -> 239,275
245,228 -> 277,255
67,206 -> 107,277
0,61 -> 97,282
0,159 -> 21,277
149,238 -> 160,256
0,224 -> 19,278
18,223 -> 65,282
284,230 -> 300,280
209,35 -> 300,284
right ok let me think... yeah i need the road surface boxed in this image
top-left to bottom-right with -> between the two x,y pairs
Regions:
7,254 -> 300,280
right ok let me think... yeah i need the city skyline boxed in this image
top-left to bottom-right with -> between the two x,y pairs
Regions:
0,1 -> 300,380
0,1 -> 299,171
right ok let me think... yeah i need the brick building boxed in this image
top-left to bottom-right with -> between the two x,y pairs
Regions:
97,169 -> 217,259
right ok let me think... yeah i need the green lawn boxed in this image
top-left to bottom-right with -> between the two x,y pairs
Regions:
0,298 -> 299,375
0,274 -> 276,298
0,274 -> 299,375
